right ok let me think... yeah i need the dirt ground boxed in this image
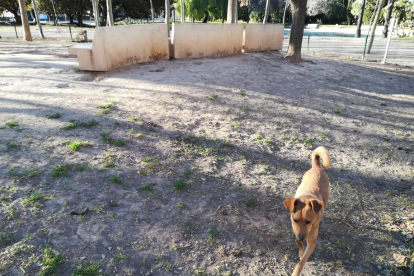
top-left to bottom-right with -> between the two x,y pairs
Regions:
0,39 -> 413,276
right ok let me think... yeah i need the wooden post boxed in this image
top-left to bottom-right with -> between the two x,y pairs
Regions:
32,0 -> 45,38
165,0 -> 170,36
18,0 -> 32,41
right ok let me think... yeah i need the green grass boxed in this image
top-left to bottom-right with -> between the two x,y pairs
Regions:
62,119 -> 98,130
76,163 -> 89,172
40,247 -> 64,276
3,141 -> 17,152
45,113 -> 61,119
135,133 -> 143,138
109,175 -> 123,184
392,36 -> 414,40
99,108 -> 110,114
0,232 -> 14,245
72,262 -> 103,276
184,168 -> 192,176
141,157 -> 151,162
240,198 -> 256,206
333,109 -> 342,114
131,116 -> 139,121
67,141 -> 90,151
208,94 -> 218,100
51,164 -> 70,178
5,120 -> 19,128
96,103 -> 112,109
29,192 -> 43,201
173,179 -> 189,191
207,229 -> 220,244
139,183 -> 154,192
8,168 -> 39,177
101,131 -> 125,146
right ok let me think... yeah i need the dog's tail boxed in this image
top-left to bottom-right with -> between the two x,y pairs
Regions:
312,146 -> 331,169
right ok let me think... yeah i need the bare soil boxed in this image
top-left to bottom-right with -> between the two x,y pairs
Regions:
0,39 -> 413,276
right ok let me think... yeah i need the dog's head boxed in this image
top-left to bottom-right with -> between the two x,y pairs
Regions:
283,198 -> 324,242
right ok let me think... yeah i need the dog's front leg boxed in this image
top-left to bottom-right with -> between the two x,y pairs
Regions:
297,240 -> 304,259
291,226 -> 319,276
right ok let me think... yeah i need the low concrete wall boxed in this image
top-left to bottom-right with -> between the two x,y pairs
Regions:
243,24 -> 284,53
171,23 -> 244,59
69,24 -> 169,71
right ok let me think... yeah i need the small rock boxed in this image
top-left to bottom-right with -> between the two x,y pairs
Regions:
69,208 -> 89,216
56,83 -> 69,88
378,265 -> 382,270
369,218 -> 376,224
398,245 -> 405,249
12,198 -> 23,205
393,253 -> 406,264
397,147 -> 403,150
380,103 -> 387,106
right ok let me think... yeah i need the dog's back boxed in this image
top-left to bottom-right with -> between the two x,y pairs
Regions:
295,147 -> 331,208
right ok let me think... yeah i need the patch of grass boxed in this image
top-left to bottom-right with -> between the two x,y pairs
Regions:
8,168 -> 39,178
62,119 -> 98,130
109,175 -> 123,185
141,157 -> 151,162
0,232 -> 13,245
51,164 -> 70,178
135,133 -> 143,138
241,106 -> 245,111
3,141 -> 17,152
173,179 -> 189,191
45,113 -> 61,119
139,170 -> 147,176
319,132 -> 329,140
5,120 -> 19,128
76,163 -> 89,172
99,108 -> 110,114
72,262 -> 103,276
115,250 -> 129,262
150,133 -> 157,137
40,247 -> 64,276
131,116 -> 139,121
139,183 -> 154,192
27,192 -> 43,202
67,141 -> 90,151
176,202 -> 186,208
240,198 -> 256,206
333,109 -> 342,114
184,168 -> 192,177
96,103 -> 112,109
207,229 -> 219,245
101,131 -> 125,146
208,94 -> 218,100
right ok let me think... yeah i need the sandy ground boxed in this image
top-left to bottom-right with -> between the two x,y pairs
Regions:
0,40 -> 414,276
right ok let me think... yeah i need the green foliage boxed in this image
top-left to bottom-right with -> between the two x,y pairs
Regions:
3,141 -> 17,152
5,120 -> 19,128
51,164 -> 70,177
76,163 -> 89,172
109,175 -> 123,184
139,183 -> 154,192
101,131 -> 125,146
8,168 -> 40,177
240,198 -> 256,206
62,120 -> 98,130
72,262 -> 103,276
173,179 -> 189,191
40,247 -> 64,276
45,113 -> 61,119
67,141 -> 90,151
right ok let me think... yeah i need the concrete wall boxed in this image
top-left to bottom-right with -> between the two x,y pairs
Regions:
69,24 -> 169,71
171,23 -> 244,59
243,24 -> 284,53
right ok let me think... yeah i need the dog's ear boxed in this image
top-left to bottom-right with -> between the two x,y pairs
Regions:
308,199 -> 323,214
284,198 -> 305,213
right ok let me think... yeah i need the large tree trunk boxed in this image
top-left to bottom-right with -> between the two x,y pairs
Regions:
150,0 -> 155,22
202,11 -> 209,23
366,0 -> 385,53
355,0 -> 366,37
283,0 -> 289,25
92,0 -> 100,27
263,0 -> 270,24
382,0 -> 395,38
227,0 -> 237,23
106,0 -> 114,26
165,0 -> 170,36
284,0 -> 307,62
32,0 -> 45,38
18,0 -> 32,41
51,0 -> 58,26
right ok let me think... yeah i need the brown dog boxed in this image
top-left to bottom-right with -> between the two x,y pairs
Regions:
283,146 -> 331,276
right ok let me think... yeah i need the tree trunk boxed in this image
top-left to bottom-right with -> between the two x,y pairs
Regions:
32,0 -> 45,38
263,0 -> 270,24
51,0 -> 58,26
283,0 -> 289,25
202,11 -> 209,23
106,0 -> 114,26
76,14 -> 83,27
227,0 -> 236,23
150,0 -> 155,22
92,0 -> 100,27
69,15 -> 74,24
165,0 -> 170,36
382,0 -> 394,38
284,0 -> 307,62
355,0 -> 366,37
18,0 -> 32,41
367,0 -> 379,34
366,0 -> 385,53
180,0 -> 184,23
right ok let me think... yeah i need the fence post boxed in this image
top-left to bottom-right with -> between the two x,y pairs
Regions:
307,33 -> 310,53
69,25 -> 72,40
381,15 -> 397,64
14,25 -> 18,38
